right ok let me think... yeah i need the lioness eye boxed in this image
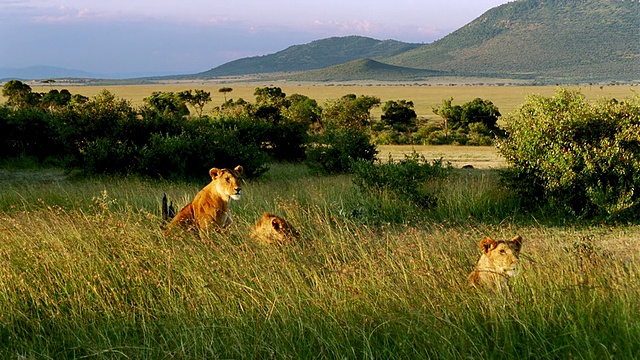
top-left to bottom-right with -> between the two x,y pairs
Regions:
500,249 -> 506,255
226,178 -> 230,183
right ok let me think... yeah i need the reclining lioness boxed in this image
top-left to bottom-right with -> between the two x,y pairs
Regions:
468,235 -> 522,295
163,166 -> 243,232
249,212 -> 300,245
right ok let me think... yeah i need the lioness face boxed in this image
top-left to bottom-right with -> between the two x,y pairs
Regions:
481,235 -> 522,277
250,213 -> 300,245
210,166 -> 243,200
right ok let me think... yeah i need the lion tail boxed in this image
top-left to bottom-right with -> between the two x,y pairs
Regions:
162,193 -> 176,221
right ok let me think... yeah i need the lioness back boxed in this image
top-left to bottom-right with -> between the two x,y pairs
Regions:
168,165 -> 243,232
468,235 -> 522,295
249,212 -> 300,245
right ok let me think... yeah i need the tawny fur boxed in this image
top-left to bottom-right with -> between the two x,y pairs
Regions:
167,166 -> 243,232
468,235 -> 522,295
249,212 -> 300,245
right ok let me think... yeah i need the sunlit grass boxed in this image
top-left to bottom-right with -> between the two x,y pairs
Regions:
0,163 -> 639,358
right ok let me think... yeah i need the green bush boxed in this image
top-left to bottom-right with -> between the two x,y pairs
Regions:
306,126 -> 377,174
0,106 -> 62,160
498,88 -> 640,219
352,151 -> 452,208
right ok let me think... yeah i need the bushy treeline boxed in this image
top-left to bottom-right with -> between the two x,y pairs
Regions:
0,81 -> 386,179
1,81 -> 505,180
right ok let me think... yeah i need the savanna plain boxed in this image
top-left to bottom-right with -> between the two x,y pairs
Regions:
1,84 -> 639,358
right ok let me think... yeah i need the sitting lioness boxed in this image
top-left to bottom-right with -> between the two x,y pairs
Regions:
468,235 -> 522,295
249,212 -> 300,245
165,166 -> 243,232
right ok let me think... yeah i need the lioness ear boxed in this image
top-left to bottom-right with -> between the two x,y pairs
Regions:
479,237 -> 497,254
511,235 -> 523,252
271,217 -> 283,231
234,165 -> 243,176
209,168 -> 221,179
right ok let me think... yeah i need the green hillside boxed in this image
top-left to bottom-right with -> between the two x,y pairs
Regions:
193,36 -> 421,77
179,0 -> 638,83
384,0 -> 639,82
287,59 -> 445,82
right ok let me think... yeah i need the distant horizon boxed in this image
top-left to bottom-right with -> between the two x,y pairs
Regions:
2,35 -> 425,80
1,0 -> 512,77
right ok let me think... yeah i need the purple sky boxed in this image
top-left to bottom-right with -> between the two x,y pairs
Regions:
1,0 -> 512,77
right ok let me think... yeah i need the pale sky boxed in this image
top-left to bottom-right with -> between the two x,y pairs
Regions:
1,0 -> 512,77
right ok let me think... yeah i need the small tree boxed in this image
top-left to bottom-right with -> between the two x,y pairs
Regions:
143,91 -> 189,117
282,93 -> 322,130
321,94 -> 380,131
432,98 -> 461,137
178,89 -> 211,118
2,80 -> 34,108
219,87 -> 233,102
381,99 -> 417,132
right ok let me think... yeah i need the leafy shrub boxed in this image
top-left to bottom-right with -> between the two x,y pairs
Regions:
498,88 -> 640,219
83,138 -> 139,175
306,126 -> 377,174
260,119 -> 309,162
352,151 -> 452,208
0,106 -> 62,160
373,129 -> 412,145
136,117 -> 269,180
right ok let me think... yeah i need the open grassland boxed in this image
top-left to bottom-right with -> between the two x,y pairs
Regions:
1,163 -> 639,358
377,145 -> 505,169
11,83 -> 637,121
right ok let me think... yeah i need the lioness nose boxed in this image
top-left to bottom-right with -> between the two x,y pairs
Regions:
235,187 -> 241,193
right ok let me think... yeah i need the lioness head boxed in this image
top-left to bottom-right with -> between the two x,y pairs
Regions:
249,212 -> 300,245
210,165 -> 243,201
478,235 -> 522,277
468,235 -> 523,294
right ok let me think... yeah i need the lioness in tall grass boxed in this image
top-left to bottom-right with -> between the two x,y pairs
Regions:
249,212 -> 300,245
468,235 -> 522,295
163,166 -> 243,232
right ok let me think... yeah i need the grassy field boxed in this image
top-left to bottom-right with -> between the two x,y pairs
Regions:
1,84 -> 639,357
0,163 -> 639,358
12,83 -> 638,121
377,145 -> 505,169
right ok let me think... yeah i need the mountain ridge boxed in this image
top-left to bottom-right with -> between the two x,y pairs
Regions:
3,0 -> 637,83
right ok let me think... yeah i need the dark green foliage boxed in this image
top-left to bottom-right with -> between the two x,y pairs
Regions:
429,97 -> 503,146
306,126 -> 377,174
352,151 -> 452,208
0,85 -> 309,180
143,91 -> 190,117
380,100 -> 417,132
498,88 -> 640,219
321,94 -> 380,131
1,80 -> 33,108
0,106 -> 63,160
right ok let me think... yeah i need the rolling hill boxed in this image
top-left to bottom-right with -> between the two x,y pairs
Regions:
287,59 -> 445,82
192,0 -> 638,83
193,36 -> 422,77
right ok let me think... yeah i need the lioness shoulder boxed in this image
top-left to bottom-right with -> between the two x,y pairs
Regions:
468,235 -> 522,295
249,212 -> 300,245
165,165 -> 243,232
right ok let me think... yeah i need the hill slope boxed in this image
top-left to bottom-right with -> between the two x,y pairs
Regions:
194,36 -> 421,77
288,59 -> 445,82
384,0 -> 639,82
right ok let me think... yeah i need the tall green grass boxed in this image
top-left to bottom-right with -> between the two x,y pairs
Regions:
0,163 -> 639,358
